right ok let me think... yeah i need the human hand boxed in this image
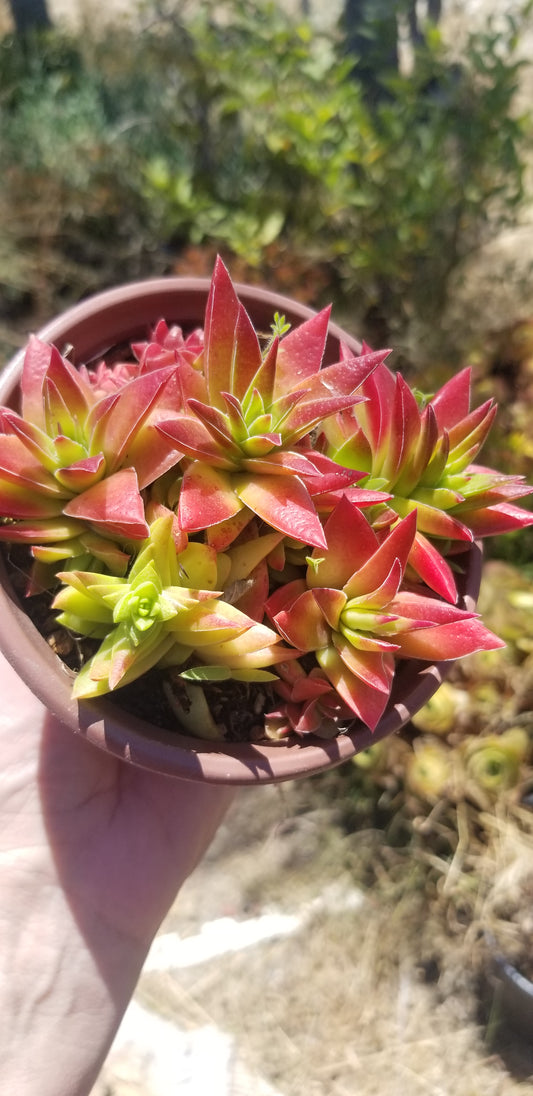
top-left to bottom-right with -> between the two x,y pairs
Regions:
0,652 -> 234,1096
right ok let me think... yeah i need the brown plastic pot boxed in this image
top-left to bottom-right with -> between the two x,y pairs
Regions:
0,278 -> 483,785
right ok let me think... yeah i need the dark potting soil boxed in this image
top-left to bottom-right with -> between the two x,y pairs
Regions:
115,669 -> 277,743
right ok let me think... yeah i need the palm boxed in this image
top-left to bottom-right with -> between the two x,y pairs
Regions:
0,652 -> 233,1096
1,653 -> 233,942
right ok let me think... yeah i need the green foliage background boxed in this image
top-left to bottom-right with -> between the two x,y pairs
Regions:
0,0 -> 531,363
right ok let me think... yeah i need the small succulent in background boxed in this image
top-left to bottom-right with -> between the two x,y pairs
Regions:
1,257 -> 532,744
400,723 -> 532,810
462,728 -> 529,802
406,737 -> 455,802
410,681 -> 471,737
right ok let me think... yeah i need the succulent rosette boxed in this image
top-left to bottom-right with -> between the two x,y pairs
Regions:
265,498 -> 504,732
321,355 -> 533,601
0,257 -> 532,745
154,258 -> 389,551
0,336 -> 185,587
52,514 -> 290,699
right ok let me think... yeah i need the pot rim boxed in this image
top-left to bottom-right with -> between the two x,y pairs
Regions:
2,276 -> 362,390
0,277 -> 482,785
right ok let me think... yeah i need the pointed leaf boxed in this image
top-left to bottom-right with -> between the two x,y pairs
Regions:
72,628 -> 177,698
205,508 -> 254,550
236,472 -> 327,548
420,430 -> 450,487
63,468 -> 149,539
196,642 -> 296,670
221,391 -> 247,438
174,358 -> 208,406
273,307 -> 331,396
0,409 -> 57,470
343,511 -> 417,598
0,516 -> 83,542
396,618 -> 505,660
226,531 -> 283,584
21,337 -> 92,428
316,645 -> 392,730
452,471 -> 533,508
281,351 -> 390,444
395,402 -> 439,496
169,608 -> 251,647
0,478 -> 65,518
345,558 -> 404,610
312,486 -> 392,513
265,577 -> 307,621
352,361 -> 396,458
54,453 -> 106,491
393,496 -> 473,542
307,496 -> 378,589
186,398 -> 241,455
203,256 -> 241,408
380,375 -> 421,485
272,588 -> 331,650
0,434 -> 65,496
120,423 -> 184,490
89,366 -> 175,473
230,304 -> 263,399
339,624 -> 399,653
447,400 -> 496,459
301,451 -> 366,494
430,367 -> 472,431
43,351 -> 92,434
332,633 -> 395,692
156,415 -> 235,469
463,501 -> 533,537
390,590 -> 476,625
240,433 -> 282,458
195,621 -> 290,667
178,461 -> 243,532
242,449 -> 331,479
244,335 -> 279,408
408,531 -> 458,603
312,587 -> 347,630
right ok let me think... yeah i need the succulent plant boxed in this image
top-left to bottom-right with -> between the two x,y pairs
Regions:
1,257 -> 532,743
321,357 -> 533,602
462,727 -> 530,798
406,737 -> 454,802
0,335 -> 184,588
52,514 -> 289,699
265,498 -> 503,731
154,258 -> 389,551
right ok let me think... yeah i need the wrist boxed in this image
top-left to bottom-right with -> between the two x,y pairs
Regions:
0,659 -> 234,1096
1,839 -> 150,1096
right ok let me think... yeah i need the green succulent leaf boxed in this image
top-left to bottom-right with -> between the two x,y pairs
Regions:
179,665 -> 277,683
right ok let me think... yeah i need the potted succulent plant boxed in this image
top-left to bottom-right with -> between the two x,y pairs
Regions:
0,257 -> 532,785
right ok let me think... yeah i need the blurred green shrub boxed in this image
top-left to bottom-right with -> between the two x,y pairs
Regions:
0,0 -> 530,353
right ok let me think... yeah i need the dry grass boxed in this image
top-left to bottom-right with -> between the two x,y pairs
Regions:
132,781 -> 533,1096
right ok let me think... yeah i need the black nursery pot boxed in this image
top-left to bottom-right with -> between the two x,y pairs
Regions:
0,278 -> 484,785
